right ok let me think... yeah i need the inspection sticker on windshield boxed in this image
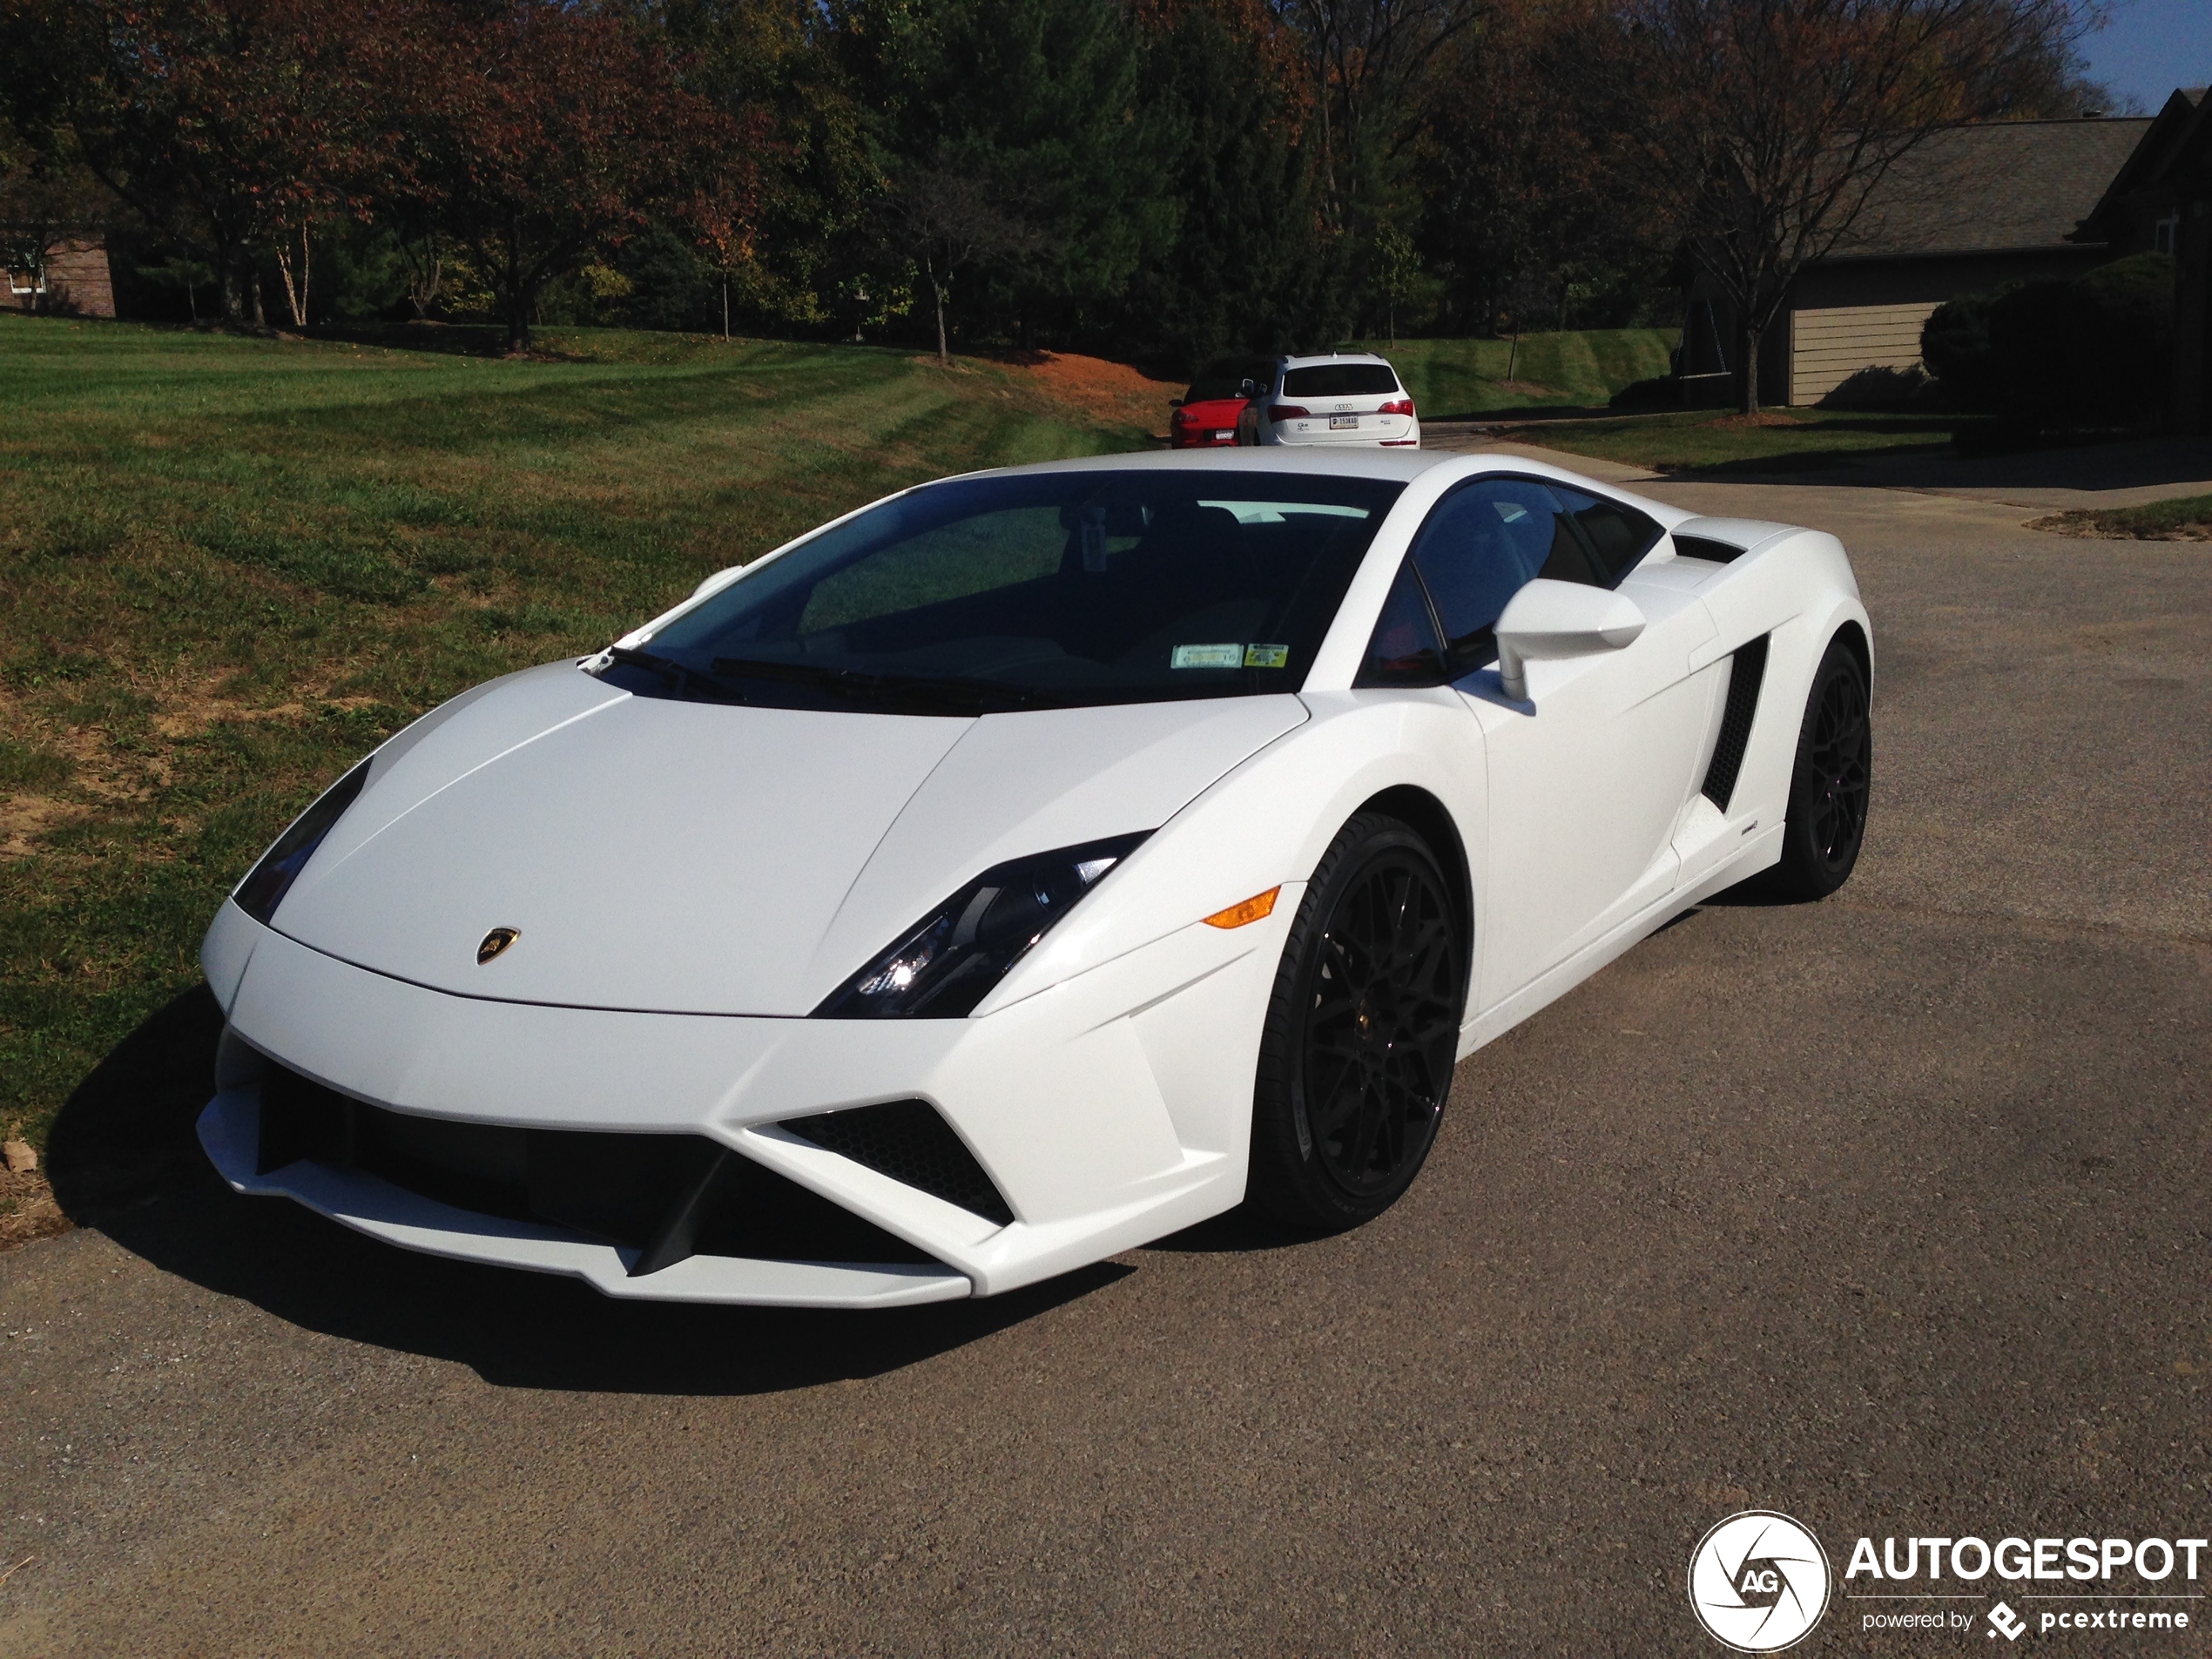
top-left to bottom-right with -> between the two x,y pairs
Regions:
1172,644 -> 1244,670
1243,644 -> 1289,668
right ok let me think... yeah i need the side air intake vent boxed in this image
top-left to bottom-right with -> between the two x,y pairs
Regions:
1675,533 -> 1747,563
781,1101 -> 1014,1226
1701,634 -> 1770,811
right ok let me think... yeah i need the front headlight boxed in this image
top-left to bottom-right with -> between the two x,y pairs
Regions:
233,759 -> 373,924
814,833 -> 1150,1019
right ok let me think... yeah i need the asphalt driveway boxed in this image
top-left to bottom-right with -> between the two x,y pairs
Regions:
3,466 -> 2209,1656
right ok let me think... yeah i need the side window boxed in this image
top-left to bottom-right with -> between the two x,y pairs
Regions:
1409,478 -> 1596,672
1551,485 -> 1662,583
1354,559 -> 1447,687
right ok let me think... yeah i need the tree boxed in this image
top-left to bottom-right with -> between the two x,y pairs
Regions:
0,121 -> 111,309
3,0 -> 380,323
1412,0 -> 1668,342
659,0 -> 881,332
389,0 -> 755,353
1116,0 -> 1346,368
873,0 -> 1177,348
1269,0 -> 1481,328
879,153 -> 1042,363
689,174 -> 754,340
1608,0 -> 2097,412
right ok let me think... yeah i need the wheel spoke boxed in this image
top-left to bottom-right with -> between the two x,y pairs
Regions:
1803,669 -> 1871,866
1309,1056 -> 1366,1137
1334,1083 -> 1384,1173
1301,846 -> 1460,1198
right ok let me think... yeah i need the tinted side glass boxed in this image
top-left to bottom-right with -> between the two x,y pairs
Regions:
1354,560 -> 1447,687
1282,364 -> 1400,397
1409,479 -> 1597,672
1551,485 -> 1662,582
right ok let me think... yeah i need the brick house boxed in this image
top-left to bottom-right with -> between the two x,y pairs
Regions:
3,235 -> 118,317
2072,87 -> 2212,430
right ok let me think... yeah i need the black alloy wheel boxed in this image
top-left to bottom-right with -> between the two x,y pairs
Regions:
1769,637 -> 1872,900
1248,813 -> 1465,1231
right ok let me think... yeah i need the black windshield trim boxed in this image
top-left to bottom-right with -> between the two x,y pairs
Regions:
709,657 -> 1057,716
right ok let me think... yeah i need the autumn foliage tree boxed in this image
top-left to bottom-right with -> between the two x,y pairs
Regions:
386,0 -> 759,353
0,0 -> 2115,363
658,0 -> 879,332
4,0 -> 381,322
1418,6 -> 1612,338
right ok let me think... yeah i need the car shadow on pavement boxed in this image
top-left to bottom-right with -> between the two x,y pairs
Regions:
41,982 -> 1128,1396
1143,1206 -> 1315,1254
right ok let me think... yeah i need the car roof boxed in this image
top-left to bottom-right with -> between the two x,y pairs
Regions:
968,447 -> 1449,484
1277,351 -> 1396,369
950,447 -> 1696,527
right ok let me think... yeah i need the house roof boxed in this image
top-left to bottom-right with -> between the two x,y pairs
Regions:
1823,117 -> 2155,260
2075,86 -> 2212,238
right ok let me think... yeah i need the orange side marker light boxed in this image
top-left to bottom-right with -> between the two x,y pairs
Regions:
1202,887 -> 1281,929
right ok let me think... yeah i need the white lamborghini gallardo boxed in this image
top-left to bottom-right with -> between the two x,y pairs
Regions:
197,449 -> 1872,1307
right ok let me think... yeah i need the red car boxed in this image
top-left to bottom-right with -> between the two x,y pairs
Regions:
1168,358 -> 1274,448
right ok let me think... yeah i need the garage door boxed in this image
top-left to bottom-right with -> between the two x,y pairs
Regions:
1790,301 -> 1940,404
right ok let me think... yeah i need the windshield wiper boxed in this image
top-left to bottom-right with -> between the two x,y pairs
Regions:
711,657 -> 1053,715
601,645 -> 754,704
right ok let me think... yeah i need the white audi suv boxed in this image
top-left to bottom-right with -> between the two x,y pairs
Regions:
1237,352 -> 1419,448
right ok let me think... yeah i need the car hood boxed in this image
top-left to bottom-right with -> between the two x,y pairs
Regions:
269,664 -> 1305,1015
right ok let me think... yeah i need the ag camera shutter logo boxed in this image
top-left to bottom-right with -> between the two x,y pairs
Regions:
1689,1511 -> 1832,1651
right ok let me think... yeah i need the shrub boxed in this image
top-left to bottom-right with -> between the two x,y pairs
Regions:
1818,363 -> 1929,410
1920,291 -> 2001,408
2074,252 -> 2178,413
1608,374 -> 1676,410
1925,253 -> 2175,429
1986,252 -> 2175,427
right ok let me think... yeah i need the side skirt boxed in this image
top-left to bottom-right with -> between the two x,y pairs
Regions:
1456,823 -> 1785,1061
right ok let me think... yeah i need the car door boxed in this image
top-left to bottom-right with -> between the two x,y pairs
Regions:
1402,477 -> 1718,1010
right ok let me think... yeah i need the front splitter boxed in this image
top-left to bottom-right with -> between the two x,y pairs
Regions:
198,1089 -> 974,1309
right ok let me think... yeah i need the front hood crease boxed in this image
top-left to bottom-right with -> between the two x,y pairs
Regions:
265,678 -> 1305,1017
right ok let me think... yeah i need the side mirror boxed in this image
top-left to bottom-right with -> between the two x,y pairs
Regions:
1494,579 -> 1645,700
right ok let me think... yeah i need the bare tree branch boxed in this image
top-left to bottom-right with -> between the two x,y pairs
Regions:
1610,0 -> 2100,411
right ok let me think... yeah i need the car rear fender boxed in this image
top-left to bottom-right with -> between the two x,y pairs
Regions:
1683,529 -> 1871,835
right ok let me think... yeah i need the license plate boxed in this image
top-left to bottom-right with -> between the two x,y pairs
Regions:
1329,414 -> 1359,430
1213,429 -> 1233,442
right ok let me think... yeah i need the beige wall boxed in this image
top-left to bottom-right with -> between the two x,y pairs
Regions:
1789,301 -> 1940,403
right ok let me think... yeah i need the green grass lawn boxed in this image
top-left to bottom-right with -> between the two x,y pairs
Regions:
1501,407 -> 1959,473
0,315 -> 1153,1187
1342,330 -> 1676,418
2029,492 -> 2212,539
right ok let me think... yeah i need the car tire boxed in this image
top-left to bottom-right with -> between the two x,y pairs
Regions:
1246,813 -> 1466,1232
1765,637 -> 1872,901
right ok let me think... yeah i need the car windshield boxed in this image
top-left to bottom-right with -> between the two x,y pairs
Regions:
1282,364 -> 1399,397
1184,360 -> 1272,402
597,470 -> 1404,715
